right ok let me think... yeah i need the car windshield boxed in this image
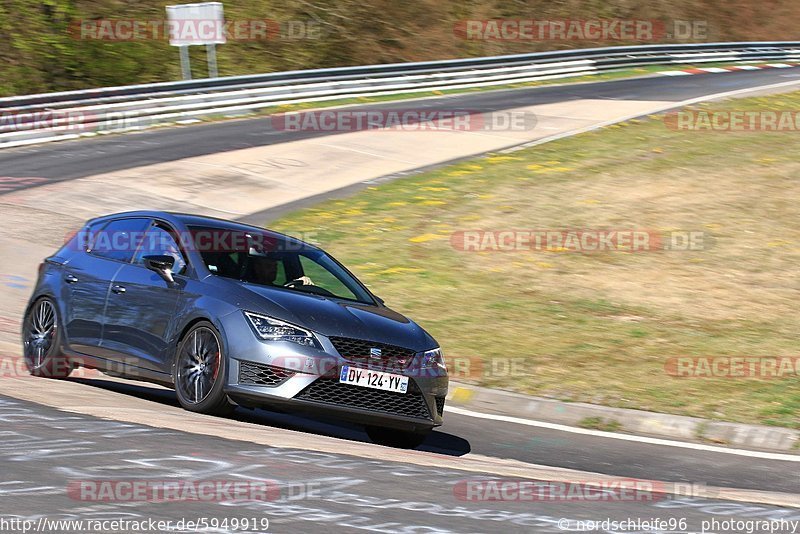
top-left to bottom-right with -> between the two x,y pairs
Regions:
187,225 -> 375,304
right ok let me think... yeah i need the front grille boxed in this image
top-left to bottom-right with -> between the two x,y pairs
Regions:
434,396 -> 445,417
329,336 -> 416,369
295,378 -> 432,420
238,361 -> 294,387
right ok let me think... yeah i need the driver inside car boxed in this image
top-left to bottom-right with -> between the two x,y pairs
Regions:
250,256 -> 278,285
250,256 -> 314,287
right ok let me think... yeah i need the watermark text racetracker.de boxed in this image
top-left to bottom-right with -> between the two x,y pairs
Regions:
64,228 -> 322,254
0,110 -> 148,135
455,479 -> 664,503
71,18 -> 322,41
270,354 -> 528,380
270,109 -> 537,132
665,110 -> 800,132
453,19 -> 708,41
66,479 -> 324,502
2,351 -> 528,381
451,229 -> 707,252
665,356 -> 800,379
456,479 -> 717,503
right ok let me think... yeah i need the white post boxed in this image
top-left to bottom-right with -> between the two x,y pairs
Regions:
179,46 -> 192,80
206,44 -> 218,78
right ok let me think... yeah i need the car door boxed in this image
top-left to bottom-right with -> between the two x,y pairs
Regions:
61,217 -> 151,356
100,221 -> 187,374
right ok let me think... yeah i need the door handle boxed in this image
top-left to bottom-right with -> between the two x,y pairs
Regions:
111,284 -> 126,294
64,274 -> 78,284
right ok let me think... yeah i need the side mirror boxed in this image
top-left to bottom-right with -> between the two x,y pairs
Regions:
143,254 -> 176,285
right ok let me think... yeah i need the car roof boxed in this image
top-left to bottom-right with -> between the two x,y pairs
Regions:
88,210 -> 315,250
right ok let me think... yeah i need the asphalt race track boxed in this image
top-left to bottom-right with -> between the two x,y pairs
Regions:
43,376 -> 800,494
1,68 -> 799,533
2,395 -> 798,534
2,68 -> 799,185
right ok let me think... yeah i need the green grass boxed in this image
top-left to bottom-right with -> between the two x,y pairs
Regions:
578,417 -> 623,432
268,91 -> 800,429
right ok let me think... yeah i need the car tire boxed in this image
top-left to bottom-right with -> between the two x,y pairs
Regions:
22,297 -> 72,378
365,425 -> 430,449
173,321 -> 235,416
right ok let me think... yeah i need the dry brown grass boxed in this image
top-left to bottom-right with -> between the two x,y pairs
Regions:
270,93 -> 800,428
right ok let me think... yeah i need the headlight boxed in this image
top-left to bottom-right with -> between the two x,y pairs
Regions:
421,347 -> 446,371
244,312 -> 318,347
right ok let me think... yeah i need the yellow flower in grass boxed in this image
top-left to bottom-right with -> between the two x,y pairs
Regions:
767,240 -> 792,248
377,267 -> 425,275
485,155 -> 519,164
409,233 -> 445,243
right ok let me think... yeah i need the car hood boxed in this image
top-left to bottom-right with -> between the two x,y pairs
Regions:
231,281 -> 437,351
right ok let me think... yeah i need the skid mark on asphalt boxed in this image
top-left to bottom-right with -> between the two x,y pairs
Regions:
0,176 -> 49,194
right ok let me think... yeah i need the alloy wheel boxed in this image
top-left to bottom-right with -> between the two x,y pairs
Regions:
177,326 -> 222,404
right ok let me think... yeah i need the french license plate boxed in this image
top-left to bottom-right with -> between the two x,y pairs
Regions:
339,365 -> 408,393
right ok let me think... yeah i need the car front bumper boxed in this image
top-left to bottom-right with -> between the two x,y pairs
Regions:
220,311 -> 448,431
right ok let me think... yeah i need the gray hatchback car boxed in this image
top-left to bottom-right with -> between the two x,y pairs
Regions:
22,211 -> 448,448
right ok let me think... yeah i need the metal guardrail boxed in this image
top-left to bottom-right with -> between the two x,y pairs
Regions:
1,42 -> 799,148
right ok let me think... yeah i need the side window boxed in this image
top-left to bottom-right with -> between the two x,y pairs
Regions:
88,218 -> 151,263
134,225 -> 187,275
298,255 -> 357,300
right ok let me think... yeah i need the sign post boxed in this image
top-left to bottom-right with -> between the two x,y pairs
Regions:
206,43 -> 219,78
166,2 -> 226,80
178,46 -> 192,80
